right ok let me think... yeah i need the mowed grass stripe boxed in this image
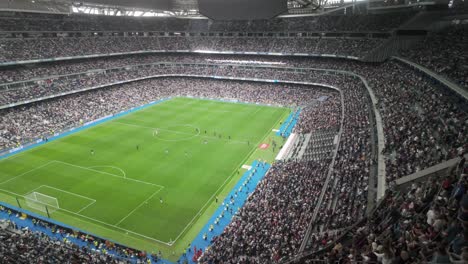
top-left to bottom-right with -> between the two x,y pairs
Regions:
0,97 -> 289,246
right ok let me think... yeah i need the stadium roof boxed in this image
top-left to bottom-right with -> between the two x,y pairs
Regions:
72,0 -> 324,13
1,0 -> 367,18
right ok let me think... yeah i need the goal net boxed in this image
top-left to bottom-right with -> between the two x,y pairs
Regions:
24,192 -> 59,213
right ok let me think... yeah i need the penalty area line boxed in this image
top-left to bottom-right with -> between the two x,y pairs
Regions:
0,187 -> 172,246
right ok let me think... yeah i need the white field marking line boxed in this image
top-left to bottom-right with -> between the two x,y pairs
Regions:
114,121 -> 249,144
39,185 -> 96,203
171,108 -> 286,244
88,166 -> 126,178
52,160 -> 164,188
77,200 -> 97,214
34,185 -> 97,214
0,187 -> 172,246
0,161 -> 56,185
115,186 -> 164,226
272,129 -> 280,132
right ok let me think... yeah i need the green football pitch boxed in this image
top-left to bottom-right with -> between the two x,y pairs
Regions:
0,97 -> 289,260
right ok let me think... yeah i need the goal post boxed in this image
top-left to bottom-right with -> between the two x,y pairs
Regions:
24,192 -> 59,214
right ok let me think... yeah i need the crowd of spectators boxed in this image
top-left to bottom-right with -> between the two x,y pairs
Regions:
0,60 -> 345,107
0,10 -> 411,63
0,205 -> 162,263
201,160 -> 331,263
0,36 -> 384,63
4,57 -> 463,262
294,93 -> 341,134
0,227 -> 125,264
0,53 -> 327,86
0,54 -> 182,84
313,76 -> 372,232
399,23 -> 468,90
0,66 -> 171,106
0,20 -> 466,262
0,11 -> 413,32
327,59 -> 465,182
367,62 -> 466,181
1,55 -> 465,255
304,158 -> 468,264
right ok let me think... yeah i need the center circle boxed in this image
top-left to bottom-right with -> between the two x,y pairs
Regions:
153,124 -> 200,142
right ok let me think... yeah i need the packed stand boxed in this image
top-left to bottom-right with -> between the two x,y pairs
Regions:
304,158 -> 468,264
1,53 -> 466,263
294,94 -> 341,134
400,24 -> 468,90
0,205 -> 164,263
0,10 -> 419,63
200,160 -> 331,263
0,227 -> 125,264
0,54 -> 185,84
292,93 -> 341,161
0,11 -> 414,32
0,36 -> 385,63
0,61 -> 346,107
314,76 -> 373,232
0,65 -> 177,106
361,62 -> 467,181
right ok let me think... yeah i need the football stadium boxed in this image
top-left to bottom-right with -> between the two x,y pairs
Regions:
0,0 -> 467,263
